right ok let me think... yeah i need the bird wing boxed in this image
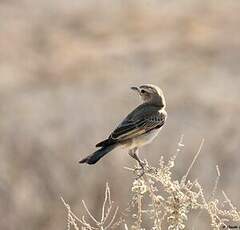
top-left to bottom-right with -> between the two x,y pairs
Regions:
109,104 -> 166,141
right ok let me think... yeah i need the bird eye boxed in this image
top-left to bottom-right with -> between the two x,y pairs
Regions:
140,89 -> 146,94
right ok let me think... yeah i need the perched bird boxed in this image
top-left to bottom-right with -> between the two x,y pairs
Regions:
79,84 -> 167,172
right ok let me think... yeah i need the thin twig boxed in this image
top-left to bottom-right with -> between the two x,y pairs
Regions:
181,139 -> 204,184
211,165 -> 221,200
192,165 -> 221,230
137,192 -> 142,229
143,175 -> 162,230
61,197 -> 91,228
101,183 -> 109,222
105,206 -> 119,229
82,200 -> 100,225
222,191 -> 240,221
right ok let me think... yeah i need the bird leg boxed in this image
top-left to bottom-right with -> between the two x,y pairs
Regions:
128,148 -> 145,177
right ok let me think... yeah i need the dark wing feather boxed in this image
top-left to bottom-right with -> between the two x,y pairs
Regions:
110,104 -> 166,141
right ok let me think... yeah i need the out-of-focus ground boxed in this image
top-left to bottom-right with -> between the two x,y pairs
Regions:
1,0 -> 240,229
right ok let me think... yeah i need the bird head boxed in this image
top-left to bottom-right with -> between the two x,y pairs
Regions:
131,84 -> 166,108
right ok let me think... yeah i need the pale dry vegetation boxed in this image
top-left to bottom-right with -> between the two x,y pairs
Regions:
62,139 -> 240,230
1,0 -> 240,230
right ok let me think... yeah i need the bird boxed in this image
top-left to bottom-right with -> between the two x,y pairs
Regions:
79,84 -> 167,173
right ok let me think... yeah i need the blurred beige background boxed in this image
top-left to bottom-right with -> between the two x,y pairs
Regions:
1,0 -> 240,229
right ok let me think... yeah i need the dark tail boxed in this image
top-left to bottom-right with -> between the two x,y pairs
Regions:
79,144 -> 117,165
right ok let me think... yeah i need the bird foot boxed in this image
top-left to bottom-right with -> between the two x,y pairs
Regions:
134,168 -> 145,178
134,161 -> 146,178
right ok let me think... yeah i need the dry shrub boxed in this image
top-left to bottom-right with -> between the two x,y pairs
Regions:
62,138 -> 240,229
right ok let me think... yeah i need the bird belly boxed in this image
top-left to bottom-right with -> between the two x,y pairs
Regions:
123,128 -> 161,150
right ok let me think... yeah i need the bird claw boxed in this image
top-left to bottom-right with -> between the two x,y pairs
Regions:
134,162 -> 146,178
135,169 -> 145,179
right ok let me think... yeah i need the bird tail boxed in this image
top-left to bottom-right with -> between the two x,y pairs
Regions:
79,144 -> 117,165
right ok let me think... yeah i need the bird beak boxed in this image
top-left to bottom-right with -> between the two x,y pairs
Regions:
131,86 -> 139,92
